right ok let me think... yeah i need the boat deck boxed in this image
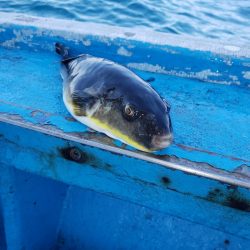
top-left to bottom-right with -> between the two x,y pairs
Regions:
0,45 -> 249,172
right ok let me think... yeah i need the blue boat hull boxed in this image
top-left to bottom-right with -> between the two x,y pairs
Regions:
0,12 -> 250,249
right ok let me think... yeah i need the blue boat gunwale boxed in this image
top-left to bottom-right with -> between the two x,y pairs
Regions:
0,12 -> 249,189
0,11 -> 249,58
1,110 -> 250,190
1,119 -> 250,241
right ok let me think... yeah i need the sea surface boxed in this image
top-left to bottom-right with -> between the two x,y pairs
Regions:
0,0 -> 249,44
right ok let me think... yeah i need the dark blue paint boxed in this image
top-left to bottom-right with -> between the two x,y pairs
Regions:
0,199 -> 6,250
1,164 -> 250,249
0,165 -> 68,249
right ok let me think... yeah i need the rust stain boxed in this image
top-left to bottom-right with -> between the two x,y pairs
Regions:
60,147 -> 87,163
161,176 -> 171,185
59,146 -> 113,171
207,188 -> 250,212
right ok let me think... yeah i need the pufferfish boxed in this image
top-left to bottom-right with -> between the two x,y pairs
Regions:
55,42 -> 173,152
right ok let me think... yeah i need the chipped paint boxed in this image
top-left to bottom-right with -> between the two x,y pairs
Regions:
224,45 -> 240,52
82,39 -> 91,46
127,63 -> 168,74
127,63 -> 241,85
117,46 -> 132,57
242,71 -> 250,80
234,165 -> 250,178
1,17 -> 249,87
243,62 -> 250,67
1,29 -> 34,48
229,75 -> 239,83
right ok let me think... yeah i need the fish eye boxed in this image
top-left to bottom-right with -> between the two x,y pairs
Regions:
125,104 -> 135,116
123,104 -> 137,120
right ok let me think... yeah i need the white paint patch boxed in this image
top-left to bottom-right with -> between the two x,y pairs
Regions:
127,44 -> 135,49
224,45 -> 240,52
82,39 -> 91,46
99,36 -> 111,46
128,63 -> 221,79
195,69 -> 221,79
223,58 -> 233,66
117,47 -> 132,57
243,62 -> 250,67
127,63 -> 168,74
243,71 -> 250,80
1,28 -> 34,48
229,75 -> 240,85
161,47 -> 179,54
127,63 -> 237,85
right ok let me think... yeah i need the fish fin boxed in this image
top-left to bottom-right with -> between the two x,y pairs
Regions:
55,42 -> 88,63
71,92 -> 98,117
61,54 -> 88,65
55,42 -> 70,59
72,106 -> 87,116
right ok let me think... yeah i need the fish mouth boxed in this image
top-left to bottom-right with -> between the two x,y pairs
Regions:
151,133 -> 173,150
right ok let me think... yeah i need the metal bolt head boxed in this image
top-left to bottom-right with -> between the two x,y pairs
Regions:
69,147 -> 82,162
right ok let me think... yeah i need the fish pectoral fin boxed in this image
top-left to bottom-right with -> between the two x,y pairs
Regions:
73,105 -> 87,116
71,92 -> 98,117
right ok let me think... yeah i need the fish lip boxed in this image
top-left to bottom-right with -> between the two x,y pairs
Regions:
151,133 -> 173,150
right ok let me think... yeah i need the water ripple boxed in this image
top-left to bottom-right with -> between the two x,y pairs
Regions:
0,0 -> 249,44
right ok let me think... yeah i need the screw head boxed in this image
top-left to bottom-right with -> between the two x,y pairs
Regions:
69,148 -> 82,162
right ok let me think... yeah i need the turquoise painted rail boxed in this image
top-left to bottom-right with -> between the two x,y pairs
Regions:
0,12 -> 250,249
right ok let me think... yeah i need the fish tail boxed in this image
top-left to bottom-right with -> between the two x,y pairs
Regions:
55,42 -> 70,59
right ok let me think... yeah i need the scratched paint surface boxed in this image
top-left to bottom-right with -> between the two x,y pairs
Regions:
1,122 -> 250,241
1,166 -> 250,249
0,44 -> 249,171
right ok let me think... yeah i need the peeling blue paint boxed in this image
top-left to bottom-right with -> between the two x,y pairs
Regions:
0,43 -> 249,170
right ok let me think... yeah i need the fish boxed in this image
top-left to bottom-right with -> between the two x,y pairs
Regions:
55,42 -> 173,152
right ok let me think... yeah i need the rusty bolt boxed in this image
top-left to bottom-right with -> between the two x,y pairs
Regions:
60,147 -> 87,163
70,147 -> 82,162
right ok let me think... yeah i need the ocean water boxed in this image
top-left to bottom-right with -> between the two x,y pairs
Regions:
0,0 -> 249,44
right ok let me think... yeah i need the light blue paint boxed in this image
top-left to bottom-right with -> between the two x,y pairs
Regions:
1,166 -> 250,250
0,26 -> 249,170
1,122 -> 250,240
